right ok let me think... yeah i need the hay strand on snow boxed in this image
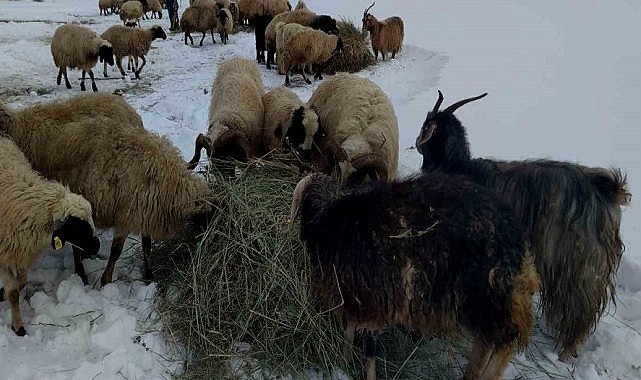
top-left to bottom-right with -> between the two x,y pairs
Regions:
324,19 -> 375,74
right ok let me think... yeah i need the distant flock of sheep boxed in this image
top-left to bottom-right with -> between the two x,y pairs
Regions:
0,1 -> 631,380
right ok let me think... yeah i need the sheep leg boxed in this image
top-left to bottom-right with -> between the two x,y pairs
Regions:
135,56 -> 146,79
80,70 -> 87,91
103,60 -> 108,78
88,70 -> 98,92
373,49 -> 378,61
391,51 -> 396,59
57,67 -> 63,85
72,246 -> 90,285
463,336 -> 494,380
142,235 -> 155,282
100,233 -> 128,286
284,65 -> 292,87
364,331 -> 379,380
210,29 -> 216,45
62,67 -> 72,89
314,65 -> 323,81
300,70 -> 312,85
116,57 -> 127,77
479,343 -> 515,380
0,268 -> 26,336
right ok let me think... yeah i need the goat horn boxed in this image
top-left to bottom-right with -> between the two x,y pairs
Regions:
442,93 -> 488,114
432,90 -> 444,114
187,133 -> 212,170
364,1 -> 375,14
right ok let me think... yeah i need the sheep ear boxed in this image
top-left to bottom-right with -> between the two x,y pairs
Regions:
415,123 -> 437,148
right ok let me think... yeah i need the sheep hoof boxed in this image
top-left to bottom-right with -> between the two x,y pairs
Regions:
80,83 -> 86,91
92,83 -> 98,92
12,325 -> 26,337
66,83 -> 72,89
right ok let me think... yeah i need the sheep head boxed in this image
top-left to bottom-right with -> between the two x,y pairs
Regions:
284,105 -> 319,158
151,25 -> 167,40
415,90 -> 486,170
362,2 -> 376,33
99,42 -> 114,66
52,192 -> 100,259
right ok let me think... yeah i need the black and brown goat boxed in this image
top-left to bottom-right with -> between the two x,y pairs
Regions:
362,2 -> 404,61
415,91 -> 631,361
290,173 -> 539,380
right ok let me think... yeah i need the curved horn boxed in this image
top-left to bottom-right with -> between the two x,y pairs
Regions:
187,133 -> 212,170
442,93 -> 488,115
364,1 -> 375,14
432,90 -> 444,114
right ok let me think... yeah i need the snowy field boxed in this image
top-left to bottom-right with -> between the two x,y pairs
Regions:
0,0 -> 640,378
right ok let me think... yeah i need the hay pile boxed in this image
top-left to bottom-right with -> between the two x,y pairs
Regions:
324,19 -> 375,74
152,157 -> 456,379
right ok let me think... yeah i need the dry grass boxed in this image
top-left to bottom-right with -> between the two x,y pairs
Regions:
323,19 -> 375,75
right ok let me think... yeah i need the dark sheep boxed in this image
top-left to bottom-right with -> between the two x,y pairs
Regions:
415,90 -> 631,361
290,172 -> 539,380
255,14 -> 273,63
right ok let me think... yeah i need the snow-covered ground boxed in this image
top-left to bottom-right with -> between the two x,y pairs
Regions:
0,0 -> 639,378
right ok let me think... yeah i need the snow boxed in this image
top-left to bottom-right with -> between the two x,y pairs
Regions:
0,0 -> 640,378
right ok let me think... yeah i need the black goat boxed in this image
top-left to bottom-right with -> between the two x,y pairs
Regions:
291,173 -> 539,380
415,91 -> 631,361
254,14 -> 273,64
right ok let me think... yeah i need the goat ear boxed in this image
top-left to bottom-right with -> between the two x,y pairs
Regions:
415,123 -> 437,148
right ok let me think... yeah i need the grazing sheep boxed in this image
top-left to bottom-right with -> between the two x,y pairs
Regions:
101,24 -> 167,79
216,8 -> 233,44
120,0 -> 145,26
147,0 -> 162,18
180,5 -> 218,46
0,95 -> 213,287
415,91 -> 631,361
265,8 -> 339,70
188,58 -> 264,170
290,172 -> 539,380
362,2 -> 404,61
276,22 -> 343,86
262,86 -> 318,153
229,1 -> 239,23
307,73 -> 398,185
0,136 -> 99,336
99,0 -> 114,15
50,24 -> 114,92
254,14 -> 272,63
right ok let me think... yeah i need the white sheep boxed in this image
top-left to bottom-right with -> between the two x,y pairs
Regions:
188,58 -> 265,169
275,22 -> 343,86
120,0 -> 144,26
0,95 -> 213,286
262,86 -> 318,153
0,136 -> 99,336
50,24 -> 114,92
307,73 -> 399,185
216,8 -> 233,44
101,24 -> 167,79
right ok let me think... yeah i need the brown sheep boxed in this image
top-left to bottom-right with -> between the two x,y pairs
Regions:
216,8 -> 233,44
180,5 -> 218,46
362,2 -> 404,61
101,25 -> 167,79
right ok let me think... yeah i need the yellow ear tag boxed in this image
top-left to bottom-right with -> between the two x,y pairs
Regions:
54,237 -> 63,251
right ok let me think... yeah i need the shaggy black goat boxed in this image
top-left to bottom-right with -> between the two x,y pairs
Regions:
290,173 -> 539,380
415,91 -> 631,361
254,14 -> 272,64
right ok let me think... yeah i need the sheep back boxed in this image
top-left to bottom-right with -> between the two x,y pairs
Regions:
265,8 -> 315,52
263,0 -> 290,17
120,0 -> 144,22
308,73 -> 399,181
180,5 -> 217,34
278,23 -> 339,70
101,25 -> 154,60
262,86 -> 308,150
51,24 -> 111,71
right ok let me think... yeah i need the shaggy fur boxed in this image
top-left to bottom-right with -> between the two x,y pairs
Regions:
416,91 -> 631,360
262,86 -> 318,152
99,0 -> 114,15
307,73 -> 399,184
229,1 -> 239,23
362,3 -> 404,61
101,25 -> 166,79
188,58 -> 265,169
291,173 -> 538,380
120,0 -> 144,25
263,0 -> 290,16
180,5 -> 218,46
147,0 -> 162,18
50,24 -> 114,92
237,0 -> 262,24
217,8 -> 233,44
265,8 -> 339,70
0,136 -> 98,336
0,96 -> 212,287
192,0 -> 219,9
276,22 -> 343,86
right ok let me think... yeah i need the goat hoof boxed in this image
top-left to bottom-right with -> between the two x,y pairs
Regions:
12,325 -> 26,336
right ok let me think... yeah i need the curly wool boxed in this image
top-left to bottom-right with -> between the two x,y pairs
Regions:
262,86 -> 317,151
307,73 -> 399,182
119,0 -> 144,23
51,24 -> 110,72
180,5 -> 218,45
276,23 -> 339,78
